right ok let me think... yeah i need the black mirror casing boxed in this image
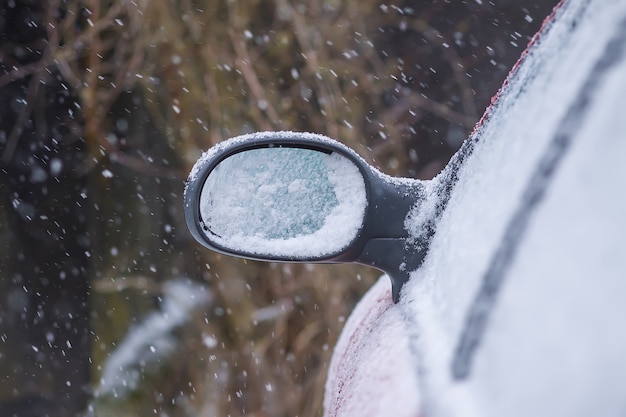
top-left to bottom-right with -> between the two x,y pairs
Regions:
184,131 -> 427,302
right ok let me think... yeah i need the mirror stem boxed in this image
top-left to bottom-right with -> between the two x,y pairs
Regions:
356,177 -> 429,302
357,238 -> 428,303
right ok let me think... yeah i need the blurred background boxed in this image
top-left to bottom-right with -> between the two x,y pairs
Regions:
0,0 -> 557,416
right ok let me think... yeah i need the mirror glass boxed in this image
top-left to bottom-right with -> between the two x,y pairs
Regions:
199,147 -> 367,258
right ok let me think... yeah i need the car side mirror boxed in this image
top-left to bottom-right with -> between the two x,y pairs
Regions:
184,131 -> 427,302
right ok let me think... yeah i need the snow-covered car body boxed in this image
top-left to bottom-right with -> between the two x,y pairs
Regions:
324,0 -> 626,416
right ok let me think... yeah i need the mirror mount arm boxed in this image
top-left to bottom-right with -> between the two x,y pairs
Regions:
364,176 -> 424,238
356,238 -> 428,303
356,177 -> 430,303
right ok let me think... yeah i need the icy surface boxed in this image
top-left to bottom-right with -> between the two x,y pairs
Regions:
199,147 -> 366,258
327,0 -> 626,416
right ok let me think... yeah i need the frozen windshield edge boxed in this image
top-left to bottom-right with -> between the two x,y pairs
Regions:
199,148 -> 367,258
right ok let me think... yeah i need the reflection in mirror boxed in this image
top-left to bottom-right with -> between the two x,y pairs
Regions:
199,147 -> 367,258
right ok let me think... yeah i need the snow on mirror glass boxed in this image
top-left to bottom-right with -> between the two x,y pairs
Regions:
199,147 -> 367,258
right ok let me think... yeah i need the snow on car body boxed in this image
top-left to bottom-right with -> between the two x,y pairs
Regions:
325,0 -> 626,416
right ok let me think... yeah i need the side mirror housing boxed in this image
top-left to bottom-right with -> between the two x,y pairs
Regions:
184,131 -> 427,302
